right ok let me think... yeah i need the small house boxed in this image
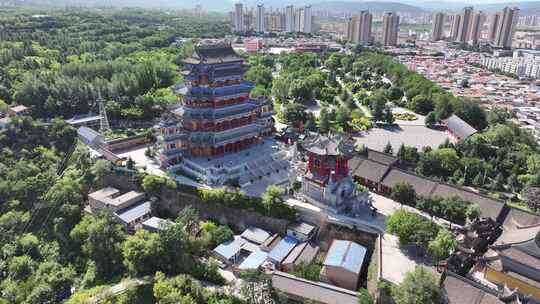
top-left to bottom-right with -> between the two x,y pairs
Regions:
287,222 -> 317,242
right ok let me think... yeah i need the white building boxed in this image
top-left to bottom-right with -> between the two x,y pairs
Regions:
234,3 -> 245,33
285,5 -> 295,33
256,4 -> 265,33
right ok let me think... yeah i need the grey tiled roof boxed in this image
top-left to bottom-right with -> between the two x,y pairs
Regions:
302,134 -> 355,156
381,169 -> 438,197
183,43 -> 243,64
444,114 -> 477,139
430,184 -> 504,220
351,159 -> 392,184
366,149 -> 398,165
442,271 -> 504,304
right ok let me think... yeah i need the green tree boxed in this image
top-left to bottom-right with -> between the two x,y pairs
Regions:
318,108 -> 331,134
262,185 -> 285,214
465,203 -> 481,221
122,230 -> 163,276
291,262 -> 322,281
386,209 -> 439,248
407,95 -> 433,115
428,229 -> 457,261
383,141 -> 393,154
142,174 -> 177,197
390,182 -> 416,206
425,112 -> 437,127
91,159 -> 112,182
70,213 -> 126,279
393,266 -> 441,304
357,288 -> 374,304
383,105 -> 395,124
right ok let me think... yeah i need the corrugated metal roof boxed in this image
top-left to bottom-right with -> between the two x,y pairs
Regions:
241,226 -> 270,244
77,126 -> 101,143
214,236 -> 244,260
114,201 -> 151,224
268,236 -> 299,263
288,222 -> 316,236
238,250 -> 268,270
323,240 -> 366,274
142,217 -> 173,231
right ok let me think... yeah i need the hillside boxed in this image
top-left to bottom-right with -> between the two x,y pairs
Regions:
311,1 -> 424,13
411,1 -> 540,14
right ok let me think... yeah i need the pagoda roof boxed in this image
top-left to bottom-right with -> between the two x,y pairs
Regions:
301,133 -> 355,156
183,42 -> 243,65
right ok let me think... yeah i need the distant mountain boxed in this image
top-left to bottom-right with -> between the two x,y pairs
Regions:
408,1 -> 540,14
311,1 -> 424,13
4,0 -> 540,15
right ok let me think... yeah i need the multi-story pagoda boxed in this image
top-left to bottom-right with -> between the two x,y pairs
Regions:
298,134 -> 370,213
158,42 -> 274,185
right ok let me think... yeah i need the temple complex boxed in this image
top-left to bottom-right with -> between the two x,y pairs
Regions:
298,134 -> 370,214
158,42 -> 281,187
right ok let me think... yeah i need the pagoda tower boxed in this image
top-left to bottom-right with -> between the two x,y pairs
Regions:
158,42 -> 273,171
299,134 -> 369,213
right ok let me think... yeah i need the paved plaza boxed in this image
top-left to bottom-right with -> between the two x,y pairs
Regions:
354,124 -> 449,152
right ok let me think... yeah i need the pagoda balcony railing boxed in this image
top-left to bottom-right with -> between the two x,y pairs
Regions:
184,81 -> 255,96
215,131 -> 260,146
182,103 -> 257,120
184,92 -> 248,103
214,124 -> 260,144
161,147 -> 185,157
162,132 -> 188,142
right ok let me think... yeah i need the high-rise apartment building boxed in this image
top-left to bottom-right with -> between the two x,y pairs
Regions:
494,7 -> 519,48
431,12 -> 445,41
234,3 -> 244,33
303,5 -> 313,34
468,11 -> 484,44
295,8 -> 303,32
256,4 -> 265,32
285,5 -> 294,32
456,7 -> 473,43
450,14 -> 461,41
382,12 -> 399,46
345,10 -> 372,45
489,12 -> 502,42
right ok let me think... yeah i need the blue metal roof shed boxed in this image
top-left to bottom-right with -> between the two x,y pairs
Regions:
238,250 -> 268,270
323,240 -> 366,274
268,236 -> 299,264
213,237 -> 244,263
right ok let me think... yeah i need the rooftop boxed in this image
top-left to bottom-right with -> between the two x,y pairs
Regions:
78,126 -> 103,143
65,113 -> 103,125
442,271 -> 504,304
323,240 -> 366,274
238,250 -> 268,270
444,114 -> 477,139
142,217 -> 173,231
268,236 -> 299,263
271,271 -> 358,304
214,236 -> 244,260
114,201 -> 151,224
107,191 -> 145,207
183,42 -> 243,65
241,226 -> 271,245
301,134 -> 355,156
287,222 -> 316,236
89,187 -> 120,201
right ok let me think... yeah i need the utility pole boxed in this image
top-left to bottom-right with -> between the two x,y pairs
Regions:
98,93 -> 110,131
